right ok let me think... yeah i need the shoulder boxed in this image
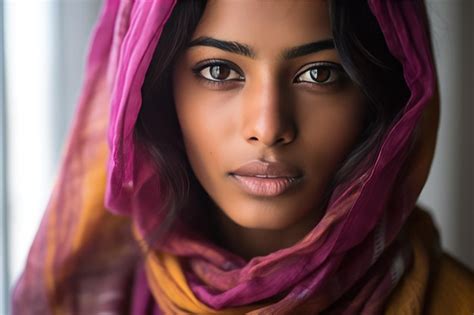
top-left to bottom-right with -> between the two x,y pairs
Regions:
384,206 -> 474,314
424,253 -> 474,314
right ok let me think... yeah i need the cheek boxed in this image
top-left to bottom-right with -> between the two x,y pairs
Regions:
298,89 -> 366,173
173,73 -> 231,189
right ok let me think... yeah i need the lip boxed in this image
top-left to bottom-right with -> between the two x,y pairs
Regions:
229,160 -> 303,197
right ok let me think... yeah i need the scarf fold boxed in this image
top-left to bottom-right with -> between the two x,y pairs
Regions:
139,207 -> 441,314
12,0 -> 442,314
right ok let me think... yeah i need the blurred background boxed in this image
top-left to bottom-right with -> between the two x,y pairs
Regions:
0,1 -> 472,314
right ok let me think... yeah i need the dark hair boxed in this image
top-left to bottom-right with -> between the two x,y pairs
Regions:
135,0 -> 410,245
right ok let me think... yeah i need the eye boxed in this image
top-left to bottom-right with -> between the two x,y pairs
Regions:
294,63 -> 345,85
193,60 -> 244,82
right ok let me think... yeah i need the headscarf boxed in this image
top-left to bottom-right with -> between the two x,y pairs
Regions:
12,0 -> 440,314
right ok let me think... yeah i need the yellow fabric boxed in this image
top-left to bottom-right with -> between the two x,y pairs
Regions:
144,251 -> 272,314
385,209 -> 474,314
425,254 -> 474,314
145,252 -> 215,313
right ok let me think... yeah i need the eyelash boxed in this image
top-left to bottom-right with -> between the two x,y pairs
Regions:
191,59 -> 347,89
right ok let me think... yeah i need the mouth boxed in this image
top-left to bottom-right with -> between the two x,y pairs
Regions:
230,174 -> 302,197
229,160 -> 303,197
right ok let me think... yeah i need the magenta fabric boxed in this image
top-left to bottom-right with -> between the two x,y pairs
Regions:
106,0 -> 176,216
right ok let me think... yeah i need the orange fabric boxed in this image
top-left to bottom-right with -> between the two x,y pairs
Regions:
385,208 -> 474,314
425,254 -> 474,314
138,206 -> 474,315
143,252 -> 265,314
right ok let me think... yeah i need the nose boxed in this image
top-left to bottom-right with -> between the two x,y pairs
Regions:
241,77 -> 297,147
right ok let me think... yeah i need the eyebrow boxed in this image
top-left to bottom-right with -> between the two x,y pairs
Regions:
187,36 -> 335,60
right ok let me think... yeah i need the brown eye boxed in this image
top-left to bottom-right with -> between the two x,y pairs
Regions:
210,65 -> 230,80
309,68 -> 331,83
295,63 -> 344,85
199,63 -> 242,81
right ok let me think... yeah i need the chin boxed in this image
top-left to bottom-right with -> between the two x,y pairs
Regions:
222,201 -> 312,230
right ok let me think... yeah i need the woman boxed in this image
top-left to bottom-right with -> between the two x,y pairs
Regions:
12,0 -> 474,314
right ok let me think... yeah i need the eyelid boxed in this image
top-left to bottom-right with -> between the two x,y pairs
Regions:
294,61 -> 343,74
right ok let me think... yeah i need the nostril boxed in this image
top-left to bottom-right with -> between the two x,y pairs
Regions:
247,135 -> 292,146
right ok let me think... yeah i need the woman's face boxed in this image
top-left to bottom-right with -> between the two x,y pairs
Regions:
173,0 -> 365,230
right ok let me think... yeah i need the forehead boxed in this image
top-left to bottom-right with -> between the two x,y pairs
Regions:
192,0 -> 332,52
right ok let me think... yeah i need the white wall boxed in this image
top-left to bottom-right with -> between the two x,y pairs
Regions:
420,0 -> 474,269
5,1 -> 58,293
3,1 -> 101,312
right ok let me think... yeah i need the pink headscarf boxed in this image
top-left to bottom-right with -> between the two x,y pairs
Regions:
13,0 -> 439,314
106,0 -> 437,310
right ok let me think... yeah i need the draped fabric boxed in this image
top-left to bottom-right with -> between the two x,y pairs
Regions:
12,0 -> 443,314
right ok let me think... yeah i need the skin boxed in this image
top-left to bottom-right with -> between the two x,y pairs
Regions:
173,0 -> 366,260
